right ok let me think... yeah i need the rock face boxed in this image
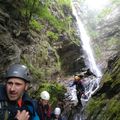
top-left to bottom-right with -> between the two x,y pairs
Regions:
77,0 -> 120,70
0,33 -> 21,69
86,52 -> 120,120
0,1 -> 85,83
58,40 -> 85,74
94,6 -> 120,69
0,5 -> 37,79
0,7 -> 21,72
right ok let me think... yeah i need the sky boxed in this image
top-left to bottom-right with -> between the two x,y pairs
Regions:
84,0 -> 110,11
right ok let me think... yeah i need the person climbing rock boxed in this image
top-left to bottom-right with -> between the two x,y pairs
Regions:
0,64 -> 39,120
37,90 -> 51,120
70,74 -> 87,106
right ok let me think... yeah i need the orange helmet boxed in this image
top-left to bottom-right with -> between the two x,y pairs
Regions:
74,74 -> 84,80
74,75 -> 80,81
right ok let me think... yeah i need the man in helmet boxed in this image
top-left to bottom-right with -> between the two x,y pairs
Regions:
70,74 -> 87,106
0,64 -> 39,120
37,90 -> 51,120
51,107 -> 63,120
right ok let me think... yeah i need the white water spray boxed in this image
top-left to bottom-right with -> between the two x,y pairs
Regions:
71,1 -> 102,78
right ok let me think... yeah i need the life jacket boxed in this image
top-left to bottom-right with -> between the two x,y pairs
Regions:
37,101 -> 51,120
0,85 -> 40,120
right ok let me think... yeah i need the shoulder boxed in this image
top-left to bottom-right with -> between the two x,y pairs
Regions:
22,94 -> 38,111
32,99 -> 39,110
23,98 -> 39,118
23,93 -> 34,104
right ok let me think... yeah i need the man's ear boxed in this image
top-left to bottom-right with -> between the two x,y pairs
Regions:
25,83 -> 29,91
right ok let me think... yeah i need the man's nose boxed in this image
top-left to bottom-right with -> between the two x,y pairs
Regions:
10,84 -> 16,91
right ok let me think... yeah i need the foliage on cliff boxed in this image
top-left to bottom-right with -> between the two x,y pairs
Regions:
86,52 -> 120,120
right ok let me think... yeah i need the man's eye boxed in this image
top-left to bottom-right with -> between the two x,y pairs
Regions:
7,82 -> 13,85
15,83 -> 22,86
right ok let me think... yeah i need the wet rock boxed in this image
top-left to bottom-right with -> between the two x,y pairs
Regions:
86,52 -> 120,120
0,33 -> 21,73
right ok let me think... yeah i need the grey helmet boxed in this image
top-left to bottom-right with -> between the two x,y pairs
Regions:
6,64 -> 30,83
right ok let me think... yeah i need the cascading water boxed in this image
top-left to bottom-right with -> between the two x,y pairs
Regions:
65,0 -> 103,120
71,1 -> 102,78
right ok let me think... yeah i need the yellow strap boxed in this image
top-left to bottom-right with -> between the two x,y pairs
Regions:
4,110 -> 9,120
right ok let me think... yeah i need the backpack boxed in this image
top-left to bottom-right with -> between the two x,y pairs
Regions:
28,105 -> 40,120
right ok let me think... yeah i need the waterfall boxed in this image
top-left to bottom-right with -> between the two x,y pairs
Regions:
71,0 -> 102,97
71,1 -> 102,78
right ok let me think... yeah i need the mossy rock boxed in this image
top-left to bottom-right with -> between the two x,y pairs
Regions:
86,53 -> 120,120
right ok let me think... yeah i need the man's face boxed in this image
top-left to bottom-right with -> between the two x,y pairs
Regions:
41,99 -> 49,106
6,78 -> 28,101
55,114 -> 59,118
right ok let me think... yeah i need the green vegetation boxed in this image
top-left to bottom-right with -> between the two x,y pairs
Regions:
30,18 -> 44,31
107,37 -> 119,48
93,45 -> 102,59
31,82 -> 66,107
97,7 -> 112,21
47,31 -> 59,41
96,0 -> 120,23
104,99 -> 120,119
21,55 -> 45,81
37,5 -> 64,31
17,0 -> 76,79
87,97 -> 120,120
110,0 -> 120,6
15,0 -> 73,48
58,0 -> 71,6
86,55 -> 120,120
87,97 -> 105,115
19,0 -> 40,26
89,30 -> 99,39
21,50 -> 61,81
86,24 -> 99,39
18,0 -> 71,32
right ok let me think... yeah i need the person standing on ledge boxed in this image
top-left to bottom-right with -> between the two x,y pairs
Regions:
70,74 -> 87,106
